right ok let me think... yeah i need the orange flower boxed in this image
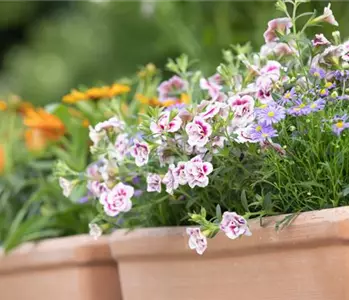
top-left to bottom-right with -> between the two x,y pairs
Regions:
180,93 -> 191,104
85,86 -> 110,100
0,100 -> 7,111
23,108 -> 65,151
62,89 -> 87,104
17,101 -> 34,115
109,84 -> 131,97
0,145 -> 4,174
135,93 -> 161,106
82,119 -> 90,128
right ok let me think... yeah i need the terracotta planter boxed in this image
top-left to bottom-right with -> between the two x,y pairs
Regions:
110,207 -> 349,300
0,235 -> 121,300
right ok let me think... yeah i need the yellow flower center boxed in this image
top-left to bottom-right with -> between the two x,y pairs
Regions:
325,82 -> 333,88
262,133 -> 268,137
284,92 -> 291,99
314,72 -> 320,77
336,121 -> 344,128
267,111 -> 275,117
256,125 -> 262,132
310,103 -> 317,109
320,89 -> 327,95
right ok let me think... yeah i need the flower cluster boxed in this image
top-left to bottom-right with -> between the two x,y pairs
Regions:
59,1 -> 349,255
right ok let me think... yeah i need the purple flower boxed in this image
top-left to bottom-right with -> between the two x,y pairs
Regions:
279,87 -> 296,105
309,99 -> 326,112
310,67 -> 326,79
287,99 -> 311,116
256,104 -> 285,125
250,123 -> 278,142
332,115 -> 349,136
132,176 -> 141,185
334,70 -> 349,81
338,95 -> 349,101
78,196 -> 89,204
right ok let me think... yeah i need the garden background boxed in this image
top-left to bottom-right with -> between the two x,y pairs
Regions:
1,1 -> 349,106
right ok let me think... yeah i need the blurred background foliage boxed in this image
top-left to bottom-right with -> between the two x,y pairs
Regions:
1,1 -> 349,106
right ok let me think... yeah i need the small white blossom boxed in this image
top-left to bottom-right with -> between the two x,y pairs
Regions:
59,177 -> 74,198
186,227 -> 207,255
220,211 -> 252,240
130,140 -> 150,167
89,223 -> 102,240
147,173 -> 162,193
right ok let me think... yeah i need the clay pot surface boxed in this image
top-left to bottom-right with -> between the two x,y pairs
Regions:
0,235 -> 121,300
110,207 -> 349,300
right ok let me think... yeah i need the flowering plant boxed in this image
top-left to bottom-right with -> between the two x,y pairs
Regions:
59,0 -> 349,254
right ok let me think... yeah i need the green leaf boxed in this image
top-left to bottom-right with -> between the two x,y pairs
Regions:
215,204 -> 222,220
241,190 -> 249,212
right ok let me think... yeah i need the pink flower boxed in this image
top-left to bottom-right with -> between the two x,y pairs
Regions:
147,173 -> 162,193
228,95 -> 255,118
185,155 -> 213,188
314,3 -> 338,26
219,211 -> 252,239
263,18 -> 292,43
342,40 -> 349,61
260,42 -> 296,58
130,140 -> 150,167
256,77 -> 274,104
198,100 -> 225,120
88,180 -> 108,198
174,162 -> 187,185
162,164 -> 179,194
312,34 -> 331,47
112,133 -> 129,161
95,117 -> 125,132
200,77 -> 222,100
186,116 -> 212,147
186,227 -> 207,255
86,163 -> 100,180
100,182 -> 134,217
157,75 -> 188,102
260,60 -> 281,82
150,111 -> 182,134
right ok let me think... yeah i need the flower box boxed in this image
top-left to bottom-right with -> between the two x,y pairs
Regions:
110,207 -> 349,300
0,235 -> 121,300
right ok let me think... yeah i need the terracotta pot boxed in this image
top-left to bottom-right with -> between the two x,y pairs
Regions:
0,235 -> 121,300
110,207 -> 349,300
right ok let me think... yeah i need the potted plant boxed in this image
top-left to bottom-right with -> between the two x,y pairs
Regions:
60,1 -> 349,298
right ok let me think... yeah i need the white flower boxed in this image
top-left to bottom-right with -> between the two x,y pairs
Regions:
230,124 -> 257,144
147,173 -> 162,193
228,95 -> 255,128
130,140 -> 150,167
321,3 -> 339,26
89,126 -> 106,146
150,111 -> 182,134
174,162 -> 187,185
95,117 -> 125,132
111,133 -> 129,161
89,223 -> 102,240
162,164 -> 179,195
186,227 -> 207,255
59,177 -> 74,198
185,155 -> 213,188
186,116 -> 212,147
100,182 -> 134,217
220,211 -> 252,239
87,180 -> 108,198
198,100 -> 225,120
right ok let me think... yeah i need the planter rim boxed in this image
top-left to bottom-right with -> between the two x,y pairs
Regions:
0,234 -> 114,274
110,206 -> 349,260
